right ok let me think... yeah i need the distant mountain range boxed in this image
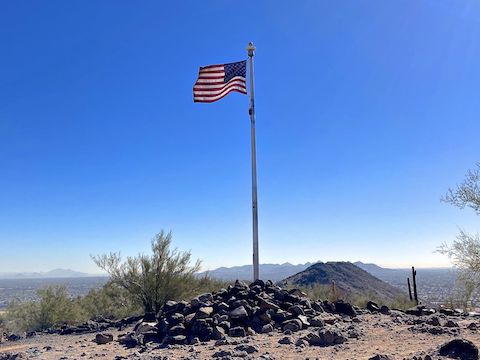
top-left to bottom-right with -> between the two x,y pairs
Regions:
283,261 -> 405,303
199,262 -> 316,282
0,269 -> 103,279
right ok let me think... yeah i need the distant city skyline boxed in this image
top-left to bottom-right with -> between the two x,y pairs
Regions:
1,1 -> 479,273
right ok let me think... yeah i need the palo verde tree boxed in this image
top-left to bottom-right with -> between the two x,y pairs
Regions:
92,230 -> 201,314
438,163 -> 480,307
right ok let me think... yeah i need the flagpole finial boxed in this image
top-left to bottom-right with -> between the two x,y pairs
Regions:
247,42 -> 256,57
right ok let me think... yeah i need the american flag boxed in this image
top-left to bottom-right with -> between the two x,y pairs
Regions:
193,60 -> 247,103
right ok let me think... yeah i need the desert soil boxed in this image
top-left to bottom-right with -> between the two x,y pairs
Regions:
1,313 -> 479,360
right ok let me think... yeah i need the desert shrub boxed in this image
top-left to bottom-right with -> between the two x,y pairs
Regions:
296,285 -> 414,310
79,281 -> 142,320
352,291 -> 380,308
5,281 -> 145,333
296,283 -> 342,302
5,285 -> 86,332
92,230 -> 228,314
439,163 -> 480,310
386,296 -> 416,310
350,291 -> 413,310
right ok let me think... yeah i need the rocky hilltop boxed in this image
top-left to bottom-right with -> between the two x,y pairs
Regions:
2,279 -> 480,359
283,261 -> 405,303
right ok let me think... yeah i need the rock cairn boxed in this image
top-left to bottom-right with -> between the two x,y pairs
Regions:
119,279 -> 358,347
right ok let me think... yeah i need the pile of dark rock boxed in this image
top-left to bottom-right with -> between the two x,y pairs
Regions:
117,279 -> 359,347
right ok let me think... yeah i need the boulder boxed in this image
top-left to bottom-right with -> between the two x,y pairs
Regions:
162,301 -> 178,314
257,298 -> 280,311
134,322 -> 157,335
368,355 -> 393,360
230,306 -> 248,320
212,326 -> 226,340
118,332 -> 138,347
366,301 -> 380,312
195,306 -> 213,319
288,304 -> 305,316
168,313 -> 184,325
334,300 -> 357,317
282,319 -> 302,333
168,324 -> 185,336
297,315 -> 310,327
309,315 -> 325,327
438,339 -> 479,360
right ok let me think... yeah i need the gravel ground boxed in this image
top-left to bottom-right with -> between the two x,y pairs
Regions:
1,313 -> 480,360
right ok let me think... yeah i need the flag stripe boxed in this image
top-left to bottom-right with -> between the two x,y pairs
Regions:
194,89 -> 247,103
194,77 -> 246,89
194,82 -> 246,96
198,72 -> 225,78
199,66 -> 224,72
193,60 -> 247,103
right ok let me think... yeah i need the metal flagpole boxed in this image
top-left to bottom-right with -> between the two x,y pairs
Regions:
247,42 -> 259,281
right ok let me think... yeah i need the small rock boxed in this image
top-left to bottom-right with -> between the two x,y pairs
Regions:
261,324 -> 273,333
426,316 -> 441,327
368,355 -> 392,360
229,326 -> 246,337
468,322 -> 478,330
308,329 -> 347,347
445,319 -> 459,328
95,333 -> 113,345
309,315 -> 325,327
288,305 -> 305,316
278,336 -> 293,345
234,344 -> 258,354
212,326 -> 226,340
380,305 -> 390,315
212,350 -> 232,358
295,338 -> 308,347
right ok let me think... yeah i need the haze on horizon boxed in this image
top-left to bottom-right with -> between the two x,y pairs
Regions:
1,1 -> 479,274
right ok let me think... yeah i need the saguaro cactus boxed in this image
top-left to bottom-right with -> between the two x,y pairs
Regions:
412,266 -> 418,305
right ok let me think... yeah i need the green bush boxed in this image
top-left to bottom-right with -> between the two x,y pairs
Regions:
6,285 -> 86,333
79,281 -> 142,320
5,281 -> 144,333
296,284 -> 414,310
295,283 -> 342,302
92,230 -> 222,314
5,231 -> 229,333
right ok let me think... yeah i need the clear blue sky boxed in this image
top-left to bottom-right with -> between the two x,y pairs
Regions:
1,1 -> 479,273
